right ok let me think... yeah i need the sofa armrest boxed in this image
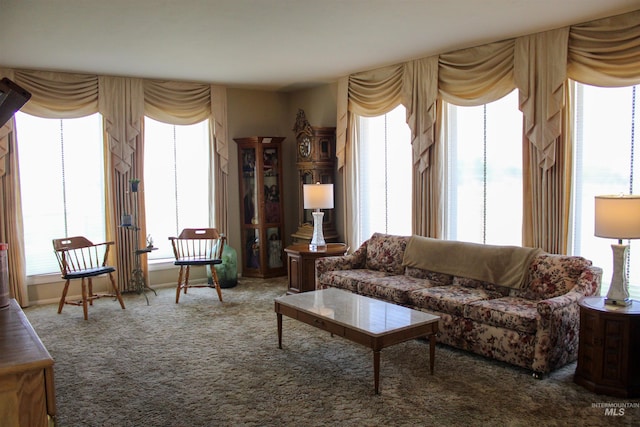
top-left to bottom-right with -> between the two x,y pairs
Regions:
537,265 -> 602,318
315,243 -> 367,277
536,290 -> 583,318
531,266 -> 602,373
575,265 -> 603,296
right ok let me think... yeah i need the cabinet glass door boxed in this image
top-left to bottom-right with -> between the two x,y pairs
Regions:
263,147 -> 280,224
267,227 -> 283,268
244,228 -> 260,270
241,148 -> 258,225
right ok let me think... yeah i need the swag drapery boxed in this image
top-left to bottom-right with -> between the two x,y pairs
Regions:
0,69 -> 229,306
337,9 -> 640,253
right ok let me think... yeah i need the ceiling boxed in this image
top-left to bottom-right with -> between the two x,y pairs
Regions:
1,0 -> 639,92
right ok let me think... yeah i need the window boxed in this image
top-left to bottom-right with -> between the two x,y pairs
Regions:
358,105 -> 412,244
143,118 -> 211,260
446,90 -> 523,245
15,112 -> 106,276
571,83 -> 638,298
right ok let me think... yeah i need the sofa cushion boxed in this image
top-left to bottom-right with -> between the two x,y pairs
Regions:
464,297 -> 538,334
405,267 -> 453,286
408,285 -> 504,317
365,233 -> 409,275
357,276 -> 438,305
516,254 -> 593,300
453,276 -> 511,297
319,269 -> 392,293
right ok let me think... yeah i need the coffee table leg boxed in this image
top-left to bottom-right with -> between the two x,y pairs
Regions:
373,350 -> 380,394
429,333 -> 435,374
277,313 -> 283,349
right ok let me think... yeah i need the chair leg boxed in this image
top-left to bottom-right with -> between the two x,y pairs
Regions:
88,278 -> 94,306
176,266 -> 185,304
81,278 -> 89,320
210,266 -> 223,302
108,272 -> 126,309
184,266 -> 191,294
58,279 -> 71,314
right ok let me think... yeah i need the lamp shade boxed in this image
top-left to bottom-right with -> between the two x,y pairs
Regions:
594,194 -> 640,239
303,183 -> 334,210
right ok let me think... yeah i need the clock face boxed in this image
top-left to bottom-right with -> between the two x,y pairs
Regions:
299,136 -> 311,158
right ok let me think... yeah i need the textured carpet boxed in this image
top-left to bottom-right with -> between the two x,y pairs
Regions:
23,277 -> 639,427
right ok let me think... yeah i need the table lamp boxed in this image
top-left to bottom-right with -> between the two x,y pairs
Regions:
594,194 -> 640,306
303,183 -> 334,251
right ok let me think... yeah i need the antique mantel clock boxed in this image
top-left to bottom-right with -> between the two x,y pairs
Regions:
291,109 -> 338,244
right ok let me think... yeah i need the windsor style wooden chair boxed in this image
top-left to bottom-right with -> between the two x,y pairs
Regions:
169,228 -> 226,304
52,236 -> 126,320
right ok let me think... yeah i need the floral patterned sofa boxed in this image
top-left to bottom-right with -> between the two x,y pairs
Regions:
315,233 -> 602,376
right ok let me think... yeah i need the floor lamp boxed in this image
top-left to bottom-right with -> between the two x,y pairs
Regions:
303,183 -> 334,251
595,194 -> 640,306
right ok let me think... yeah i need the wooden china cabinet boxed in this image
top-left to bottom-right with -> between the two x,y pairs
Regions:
235,136 -> 286,278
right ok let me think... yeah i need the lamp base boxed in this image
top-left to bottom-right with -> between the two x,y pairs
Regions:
309,210 -> 326,252
605,243 -> 632,307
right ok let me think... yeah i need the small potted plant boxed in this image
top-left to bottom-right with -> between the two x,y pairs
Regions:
129,178 -> 140,192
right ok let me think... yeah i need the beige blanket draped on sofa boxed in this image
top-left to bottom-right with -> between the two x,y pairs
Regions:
402,235 -> 542,289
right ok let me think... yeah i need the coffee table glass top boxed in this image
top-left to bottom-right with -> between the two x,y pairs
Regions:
275,288 -> 439,336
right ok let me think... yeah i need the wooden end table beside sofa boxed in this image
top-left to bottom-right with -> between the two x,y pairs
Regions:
284,243 -> 347,294
574,296 -> 640,397
275,288 -> 440,394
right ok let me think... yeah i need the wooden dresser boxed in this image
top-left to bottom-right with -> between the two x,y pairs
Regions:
0,299 -> 56,426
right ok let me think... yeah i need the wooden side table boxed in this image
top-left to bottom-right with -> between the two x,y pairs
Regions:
574,296 -> 640,397
284,243 -> 347,294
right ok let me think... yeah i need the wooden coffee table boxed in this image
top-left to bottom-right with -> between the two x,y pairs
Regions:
275,288 -> 440,394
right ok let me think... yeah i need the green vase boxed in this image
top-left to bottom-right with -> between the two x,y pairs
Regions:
208,244 -> 237,288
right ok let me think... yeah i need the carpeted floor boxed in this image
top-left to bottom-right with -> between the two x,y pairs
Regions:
24,276 -> 639,427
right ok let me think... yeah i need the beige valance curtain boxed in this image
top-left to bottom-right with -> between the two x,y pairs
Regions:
568,9 -> 640,87
439,40 -> 515,106
347,64 -> 404,116
13,70 -> 99,118
336,64 -> 403,171
144,80 -> 211,124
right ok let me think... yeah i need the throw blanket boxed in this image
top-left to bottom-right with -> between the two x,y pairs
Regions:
402,235 -> 543,289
